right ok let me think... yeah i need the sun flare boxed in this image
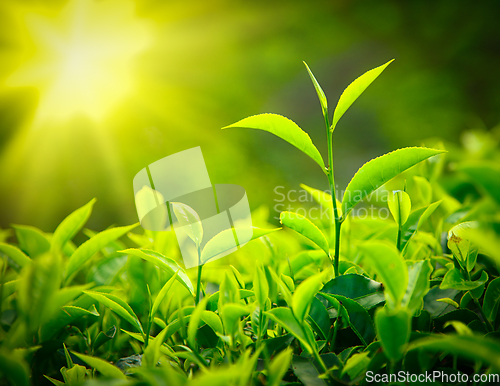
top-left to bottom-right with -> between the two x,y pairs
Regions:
7,0 -> 151,123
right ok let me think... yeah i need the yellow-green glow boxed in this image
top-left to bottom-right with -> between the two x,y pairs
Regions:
7,0 -> 151,123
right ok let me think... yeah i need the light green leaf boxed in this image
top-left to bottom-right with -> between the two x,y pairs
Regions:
188,297 -> 208,350
303,62 -> 328,118
280,211 -> 329,256
388,190 -> 411,226
484,277 -> 500,324
143,326 -> 169,367
151,272 -> 178,319
171,202 -> 203,247
83,291 -> 143,334
12,225 -> 50,258
440,269 -> 488,291
402,260 -> 433,313
448,222 -> 479,272
265,307 -> 313,354
51,198 -> 96,254
375,306 -> 411,361
267,347 -> 293,386
120,248 -> 194,296
201,310 -> 223,335
358,241 -> 407,310
300,184 -> 342,218
292,272 -> 324,321
220,303 -> 249,336
201,227 -> 280,264
72,352 -> 126,379
341,147 -> 445,219
0,243 -> 31,269
65,223 -> 139,283
409,335 -> 500,372
436,298 -> 459,308
341,352 -> 371,379
332,59 -> 393,130
254,263 -> 269,308
223,113 -> 325,171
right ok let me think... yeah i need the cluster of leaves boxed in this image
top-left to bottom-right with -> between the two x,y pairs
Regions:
1,62 -> 500,386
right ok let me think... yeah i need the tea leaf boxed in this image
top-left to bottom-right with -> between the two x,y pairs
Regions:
0,242 -> 31,269
188,297 -> 208,350
388,190 -> 411,226
409,335 -> 500,372
358,241 -> 407,310
83,290 -> 143,334
303,62 -> 328,118
223,113 -> 326,171
220,303 -> 249,335
171,202 -> 203,247
151,271 -> 178,319
321,273 -> 384,309
254,263 -> 269,308
266,307 -> 313,353
267,347 -> 293,386
484,277 -> 500,324
402,260 -> 433,313
292,272 -> 324,321
440,268 -> 488,291
72,352 -> 126,379
341,147 -> 445,219
120,248 -> 194,296
332,59 -> 393,130
280,211 -> 329,256
375,306 -> 411,361
12,225 -> 50,258
201,227 -> 280,264
51,198 -> 96,254
65,223 -> 139,283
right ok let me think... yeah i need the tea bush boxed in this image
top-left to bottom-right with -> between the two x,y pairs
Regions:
1,61 -> 500,386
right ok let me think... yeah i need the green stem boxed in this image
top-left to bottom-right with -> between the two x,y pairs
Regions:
195,263 -> 202,305
326,118 -> 341,277
396,224 -> 402,251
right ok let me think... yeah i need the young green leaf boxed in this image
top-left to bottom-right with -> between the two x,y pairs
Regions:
151,271 -> 179,319
83,290 -> 143,334
388,190 -> 411,226
300,183 -> 342,218
254,263 -> 269,308
358,241 -> 407,310
280,211 -> 329,256
72,352 -> 126,379
120,248 -> 194,296
292,272 -> 324,321
200,227 -> 280,264
402,260 -> 433,313
223,114 -> 326,171
267,347 -> 293,386
188,297 -> 208,350
201,310 -> 224,335
265,307 -> 313,354
12,224 -> 50,258
0,243 -> 31,269
341,147 -> 445,220
65,223 -> 139,283
51,198 -> 96,254
303,62 -> 328,118
375,306 -> 411,362
171,202 -> 203,247
220,303 -> 249,336
331,59 -> 393,130
440,269 -> 488,291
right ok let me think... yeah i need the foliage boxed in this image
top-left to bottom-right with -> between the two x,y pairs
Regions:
1,61 -> 500,386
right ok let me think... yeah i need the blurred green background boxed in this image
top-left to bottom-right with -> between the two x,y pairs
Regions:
0,0 -> 499,232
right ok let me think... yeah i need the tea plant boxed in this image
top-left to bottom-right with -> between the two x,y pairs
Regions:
1,61 -> 500,386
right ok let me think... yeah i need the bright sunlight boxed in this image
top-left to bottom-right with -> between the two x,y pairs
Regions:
7,0 -> 151,123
